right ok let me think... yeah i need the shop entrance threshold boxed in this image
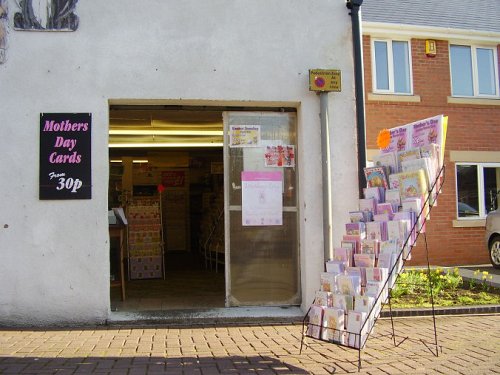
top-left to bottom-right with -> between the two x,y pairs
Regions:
107,306 -> 304,326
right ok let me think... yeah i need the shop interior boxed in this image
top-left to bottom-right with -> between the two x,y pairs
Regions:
108,105 -> 226,312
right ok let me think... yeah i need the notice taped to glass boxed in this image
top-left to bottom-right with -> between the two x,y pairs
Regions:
39,113 -> 92,200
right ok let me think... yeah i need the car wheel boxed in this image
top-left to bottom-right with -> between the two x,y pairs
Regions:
490,235 -> 500,269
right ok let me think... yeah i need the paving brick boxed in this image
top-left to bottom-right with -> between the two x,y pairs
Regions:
0,315 -> 499,374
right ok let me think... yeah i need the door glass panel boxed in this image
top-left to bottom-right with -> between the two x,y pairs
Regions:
224,112 -> 300,306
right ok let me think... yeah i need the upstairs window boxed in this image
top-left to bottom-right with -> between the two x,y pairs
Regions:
450,45 -> 499,97
372,39 -> 412,94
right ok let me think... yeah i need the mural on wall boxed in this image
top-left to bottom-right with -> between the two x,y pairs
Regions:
0,0 -> 6,63
14,0 -> 79,31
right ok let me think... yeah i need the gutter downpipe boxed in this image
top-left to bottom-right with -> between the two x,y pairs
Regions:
320,92 -> 332,262
346,0 -> 367,198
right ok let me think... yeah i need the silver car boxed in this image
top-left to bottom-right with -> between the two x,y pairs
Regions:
485,208 -> 500,269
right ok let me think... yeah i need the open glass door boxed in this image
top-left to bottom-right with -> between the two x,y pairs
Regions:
223,111 -> 300,306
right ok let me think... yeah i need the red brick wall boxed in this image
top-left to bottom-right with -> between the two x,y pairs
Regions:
363,36 -> 500,266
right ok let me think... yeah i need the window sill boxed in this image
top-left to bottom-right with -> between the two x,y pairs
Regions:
452,219 -> 485,228
450,150 -> 500,163
447,97 -> 500,106
368,93 -> 421,103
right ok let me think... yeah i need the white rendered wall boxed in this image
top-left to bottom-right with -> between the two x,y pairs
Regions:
0,0 -> 359,325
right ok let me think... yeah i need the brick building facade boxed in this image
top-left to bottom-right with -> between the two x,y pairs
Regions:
362,0 -> 500,266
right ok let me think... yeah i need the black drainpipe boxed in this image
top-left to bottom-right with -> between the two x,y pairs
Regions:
346,0 -> 366,198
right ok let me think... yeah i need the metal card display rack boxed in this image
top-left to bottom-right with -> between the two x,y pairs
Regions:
300,165 -> 445,371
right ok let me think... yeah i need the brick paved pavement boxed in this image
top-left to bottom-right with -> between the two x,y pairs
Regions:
0,314 -> 499,374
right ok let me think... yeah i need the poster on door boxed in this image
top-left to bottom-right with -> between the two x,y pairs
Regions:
264,144 -> 295,167
39,113 -> 91,199
241,171 -> 283,226
229,125 -> 261,148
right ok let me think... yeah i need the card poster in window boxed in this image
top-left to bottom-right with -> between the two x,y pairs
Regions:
241,171 -> 283,226
229,125 -> 261,148
264,145 -> 295,168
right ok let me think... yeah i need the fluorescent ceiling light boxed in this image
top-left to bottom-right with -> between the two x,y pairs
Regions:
109,129 -> 223,136
109,142 -> 223,148
150,119 -> 221,127
110,159 -> 149,163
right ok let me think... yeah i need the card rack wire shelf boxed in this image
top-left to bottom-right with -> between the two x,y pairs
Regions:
127,195 -> 165,280
200,191 -> 225,272
300,165 -> 445,372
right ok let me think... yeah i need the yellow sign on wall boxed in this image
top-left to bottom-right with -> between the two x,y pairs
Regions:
309,69 -> 341,92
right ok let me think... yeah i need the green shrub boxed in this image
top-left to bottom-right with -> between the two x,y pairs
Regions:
457,296 -> 475,305
392,267 -> 463,299
390,267 -> 500,308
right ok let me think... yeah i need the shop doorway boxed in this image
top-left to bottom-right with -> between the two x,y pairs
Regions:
108,106 -> 225,312
107,105 -> 300,312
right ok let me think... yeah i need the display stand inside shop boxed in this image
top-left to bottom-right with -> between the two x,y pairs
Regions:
301,165 -> 444,371
127,195 -> 165,280
301,114 -> 448,371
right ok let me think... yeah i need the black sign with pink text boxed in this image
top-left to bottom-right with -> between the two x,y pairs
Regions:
39,113 -> 92,199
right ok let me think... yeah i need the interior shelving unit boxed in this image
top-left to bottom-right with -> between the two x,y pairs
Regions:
301,165 -> 445,371
127,196 -> 165,280
200,191 -> 224,272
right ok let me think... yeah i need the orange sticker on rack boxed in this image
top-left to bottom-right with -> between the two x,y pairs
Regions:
377,128 -> 391,149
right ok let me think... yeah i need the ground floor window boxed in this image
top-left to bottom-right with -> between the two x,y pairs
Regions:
456,162 -> 500,218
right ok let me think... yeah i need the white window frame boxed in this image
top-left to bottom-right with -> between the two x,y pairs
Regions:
371,38 -> 413,95
455,162 -> 500,219
449,44 -> 500,98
